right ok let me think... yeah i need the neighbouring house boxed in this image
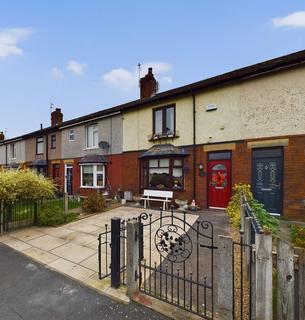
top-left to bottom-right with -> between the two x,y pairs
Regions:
57,111 -> 123,197
1,50 -> 305,220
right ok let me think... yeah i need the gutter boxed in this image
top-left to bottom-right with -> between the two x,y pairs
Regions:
59,111 -> 121,129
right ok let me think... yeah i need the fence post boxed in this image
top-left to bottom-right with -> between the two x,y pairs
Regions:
0,201 -> 3,235
277,239 -> 294,320
216,235 -> 233,320
255,232 -> 273,320
111,217 -> 121,288
296,248 -> 305,319
126,220 -> 139,297
64,192 -> 69,213
240,196 -> 245,233
34,202 -> 38,225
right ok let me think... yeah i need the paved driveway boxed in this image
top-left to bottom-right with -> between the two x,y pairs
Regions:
0,243 -> 168,320
0,206 -> 199,294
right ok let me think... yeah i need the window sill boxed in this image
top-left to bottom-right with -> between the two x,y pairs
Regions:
148,132 -> 180,142
84,147 -> 99,151
80,186 -> 105,189
146,187 -> 185,192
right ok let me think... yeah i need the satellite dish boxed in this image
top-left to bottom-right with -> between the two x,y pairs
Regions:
98,141 -> 110,149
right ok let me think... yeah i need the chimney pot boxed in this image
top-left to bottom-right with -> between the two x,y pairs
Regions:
0,132 -> 5,141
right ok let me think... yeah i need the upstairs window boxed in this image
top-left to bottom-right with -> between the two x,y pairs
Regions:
86,124 -> 99,148
10,143 -> 16,159
50,134 -> 56,149
68,129 -> 75,141
36,137 -> 44,155
153,105 -> 175,137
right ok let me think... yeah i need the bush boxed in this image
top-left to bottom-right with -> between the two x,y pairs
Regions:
226,183 -> 253,228
83,192 -> 106,213
0,168 -> 56,204
289,224 -> 305,248
251,199 -> 279,235
226,183 -> 279,234
37,203 -> 77,226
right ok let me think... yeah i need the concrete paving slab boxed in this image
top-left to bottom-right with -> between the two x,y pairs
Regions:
23,247 -> 60,265
51,242 -> 96,264
61,231 -> 97,246
68,223 -> 101,234
28,235 -> 68,251
0,237 -> 32,252
9,228 -> 45,241
80,253 -> 99,271
48,258 -> 95,282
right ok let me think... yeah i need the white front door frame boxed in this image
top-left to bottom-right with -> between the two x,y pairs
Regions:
64,163 -> 73,194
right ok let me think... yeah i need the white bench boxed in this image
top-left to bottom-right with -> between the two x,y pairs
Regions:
140,189 -> 173,211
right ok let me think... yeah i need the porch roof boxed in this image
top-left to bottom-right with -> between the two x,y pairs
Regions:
79,154 -> 108,164
139,144 -> 189,158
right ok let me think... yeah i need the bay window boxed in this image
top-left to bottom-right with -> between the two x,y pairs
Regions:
80,164 -> 105,188
141,157 -> 184,190
86,124 -> 99,148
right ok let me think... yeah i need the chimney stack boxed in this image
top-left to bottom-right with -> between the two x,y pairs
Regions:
0,132 -> 5,141
140,68 -> 158,99
51,108 -> 63,127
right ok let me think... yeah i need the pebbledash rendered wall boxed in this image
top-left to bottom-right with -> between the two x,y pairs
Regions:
122,65 -> 305,220
58,114 -> 123,196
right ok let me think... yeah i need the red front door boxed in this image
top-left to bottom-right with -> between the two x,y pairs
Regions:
208,159 -> 231,208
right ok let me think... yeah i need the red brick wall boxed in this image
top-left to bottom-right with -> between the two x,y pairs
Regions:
122,151 -> 140,195
48,155 -> 123,197
121,137 -> 305,221
283,136 -> 305,220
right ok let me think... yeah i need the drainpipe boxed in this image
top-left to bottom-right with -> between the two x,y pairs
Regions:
5,144 -> 7,166
45,133 -> 49,176
192,91 -> 196,201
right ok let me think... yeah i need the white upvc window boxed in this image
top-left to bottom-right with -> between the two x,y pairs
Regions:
68,129 -> 75,141
86,124 -> 99,148
80,164 -> 105,188
10,143 -> 16,159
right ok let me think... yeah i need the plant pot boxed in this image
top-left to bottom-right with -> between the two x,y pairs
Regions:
175,199 -> 188,212
133,196 -> 141,207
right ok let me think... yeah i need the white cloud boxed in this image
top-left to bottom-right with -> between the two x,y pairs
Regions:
103,62 -> 173,92
0,27 -> 33,59
103,68 -> 136,91
50,67 -> 64,79
272,11 -> 305,28
66,60 -> 86,75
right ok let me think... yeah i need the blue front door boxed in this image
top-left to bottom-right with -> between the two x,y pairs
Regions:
252,148 -> 283,215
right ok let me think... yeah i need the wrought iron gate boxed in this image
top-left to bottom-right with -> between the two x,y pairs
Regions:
98,218 -> 127,286
138,209 -> 216,319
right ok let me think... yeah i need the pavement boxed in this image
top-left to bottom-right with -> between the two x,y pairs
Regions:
0,206 -> 199,295
0,243 -> 169,320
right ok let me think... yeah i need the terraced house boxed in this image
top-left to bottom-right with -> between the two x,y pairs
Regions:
1,50 -> 305,220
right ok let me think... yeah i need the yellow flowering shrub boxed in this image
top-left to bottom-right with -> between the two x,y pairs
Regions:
226,183 -> 253,228
0,168 -> 55,203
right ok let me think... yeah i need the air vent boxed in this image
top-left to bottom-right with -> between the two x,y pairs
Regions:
206,104 -> 217,112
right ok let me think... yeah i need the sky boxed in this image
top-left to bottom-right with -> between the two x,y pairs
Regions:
1,1 -> 305,138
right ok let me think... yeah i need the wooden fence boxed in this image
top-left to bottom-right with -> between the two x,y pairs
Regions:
217,196 -> 305,320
